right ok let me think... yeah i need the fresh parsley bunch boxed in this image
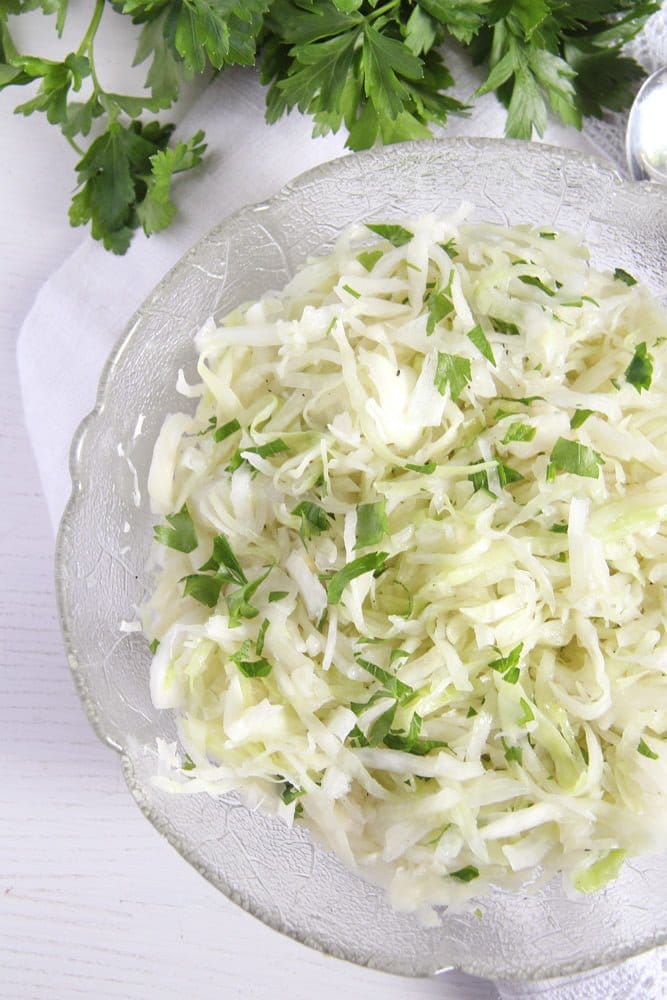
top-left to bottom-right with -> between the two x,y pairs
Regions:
1,0 -> 658,253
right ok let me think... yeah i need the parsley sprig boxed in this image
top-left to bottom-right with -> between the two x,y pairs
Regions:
2,0 -> 657,252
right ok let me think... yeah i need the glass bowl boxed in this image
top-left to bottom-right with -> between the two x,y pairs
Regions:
55,138 -> 667,982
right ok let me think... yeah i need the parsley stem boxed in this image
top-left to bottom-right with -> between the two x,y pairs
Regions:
77,0 -> 105,59
368,0 -> 400,21
64,133 -> 85,157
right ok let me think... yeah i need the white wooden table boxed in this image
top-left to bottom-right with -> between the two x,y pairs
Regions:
0,11 -> 496,998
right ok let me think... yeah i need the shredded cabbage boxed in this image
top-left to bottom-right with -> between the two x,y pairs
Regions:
142,214 -> 667,915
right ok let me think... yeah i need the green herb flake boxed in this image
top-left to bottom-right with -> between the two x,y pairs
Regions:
357,249 -> 383,271
466,706 -> 478,718
281,781 -> 305,805
232,655 -> 272,678
383,712 -> 448,756
389,648 -> 410,665
450,865 -> 479,882
496,459 -> 524,487
549,437 -> 604,479
426,286 -> 455,335
182,574 -> 223,608
368,701 -> 399,746
504,743 -> 523,765
549,521 -> 568,534
255,618 -> 270,656
355,654 -> 415,704
467,323 -> 496,366
227,438 -> 290,472
539,231 -> 557,240
503,665 -> 520,684
182,754 -> 196,772
501,421 -> 535,444
366,223 -> 413,247
327,551 -> 389,605
468,462 -> 491,494
342,283 -> 361,299
518,698 -> 535,725
434,352 -> 471,401
198,533 -> 247,583
625,342 -> 654,393
227,567 -> 272,627
490,316 -> 520,337
355,500 -> 388,548
405,461 -> 436,474
292,501 -> 330,543
439,239 -> 458,259
638,737 -> 659,760
489,642 -> 523,673
268,590 -> 289,603
213,418 -> 241,442
614,267 -> 637,287
570,409 -> 594,429
148,638 -> 160,654
496,395 -> 545,406
153,504 -> 198,553
519,274 -> 555,296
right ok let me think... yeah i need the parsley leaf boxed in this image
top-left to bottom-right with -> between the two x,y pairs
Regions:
434,352 -> 471,401
355,655 -> 415,704
327,551 -> 388,605
182,573 -> 223,607
227,438 -> 290,472
366,222 -> 414,246
624,342 -> 653,393
137,129 -> 206,235
490,316 -> 520,336
501,421 -> 536,444
467,323 -> 496,365
405,461 -> 436,474
355,500 -> 388,548
153,504 -> 198,553
637,737 -> 659,760
570,409 -> 594,429
383,713 -> 448,755
450,865 -> 479,882
614,267 -> 637,286
292,501 -> 330,542
548,437 -> 604,479
357,248 -> 383,271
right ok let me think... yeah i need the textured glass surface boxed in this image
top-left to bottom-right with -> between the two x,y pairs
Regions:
56,139 -> 667,981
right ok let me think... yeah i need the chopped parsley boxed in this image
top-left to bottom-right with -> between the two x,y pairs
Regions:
548,438 -> 604,479
355,500 -> 388,548
614,267 -> 637,286
292,501 -> 330,542
434,352 -> 471,401
357,249 -> 383,272
213,417 -> 241,443
450,866 -> 479,882
638,737 -> 659,760
624,342 -> 653,393
467,323 -> 496,366
153,504 -> 198,553
227,438 -> 289,472
366,223 -> 413,247
570,409 -> 595,429
327,551 -> 389,605
501,421 -> 536,444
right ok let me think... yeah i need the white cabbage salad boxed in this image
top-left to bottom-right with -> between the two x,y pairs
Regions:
142,214 -> 667,915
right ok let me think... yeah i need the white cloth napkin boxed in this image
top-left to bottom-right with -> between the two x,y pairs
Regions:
17,18 -> 667,999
